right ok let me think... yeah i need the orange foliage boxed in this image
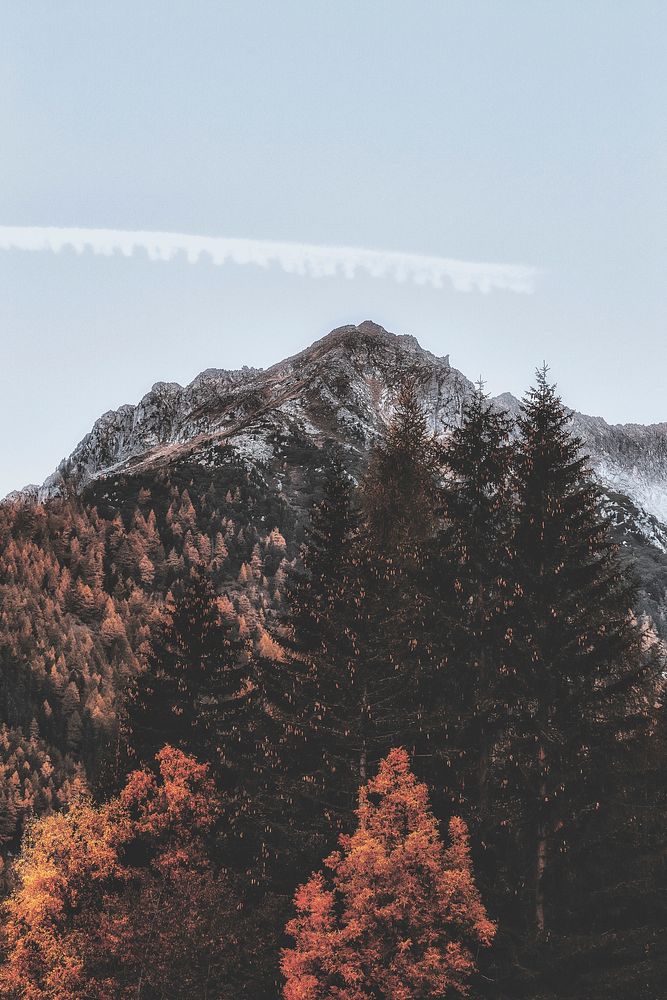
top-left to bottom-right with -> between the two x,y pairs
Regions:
0,486 -> 293,847
0,748 -> 236,1000
282,748 -> 495,1000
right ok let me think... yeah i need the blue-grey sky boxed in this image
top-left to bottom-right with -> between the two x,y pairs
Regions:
1,1 -> 665,497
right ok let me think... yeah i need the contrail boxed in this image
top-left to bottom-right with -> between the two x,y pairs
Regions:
0,225 -> 538,294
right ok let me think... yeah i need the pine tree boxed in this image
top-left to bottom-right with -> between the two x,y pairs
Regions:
355,381 -> 443,777
267,458 -> 363,860
362,379 -> 441,554
265,402 -> 444,891
281,748 -> 495,1000
502,367 -> 658,949
124,571 -> 297,906
125,571 -> 251,770
0,790 -> 17,846
567,672 -> 667,1000
277,388 -> 444,860
428,383 -> 514,826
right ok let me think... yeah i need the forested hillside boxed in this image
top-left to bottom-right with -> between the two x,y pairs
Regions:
0,344 -> 666,998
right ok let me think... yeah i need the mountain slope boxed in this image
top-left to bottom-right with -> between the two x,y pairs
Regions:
7,320 -> 667,637
27,322 -> 667,534
35,322 -> 469,501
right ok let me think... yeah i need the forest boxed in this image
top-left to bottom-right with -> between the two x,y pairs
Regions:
0,371 -> 665,1000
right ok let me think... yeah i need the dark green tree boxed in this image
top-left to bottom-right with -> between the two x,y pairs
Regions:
362,379 -> 442,554
269,457 -> 362,853
124,572 -> 294,949
125,571 -> 251,771
500,367 -> 659,959
275,386 -> 443,857
428,384 -> 514,827
351,381 -> 443,785
0,790 -> 17,846
565,671 -> 667,1000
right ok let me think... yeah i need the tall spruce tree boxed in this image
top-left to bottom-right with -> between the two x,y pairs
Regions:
427,384 -> 514,830
502,367 -> 657,956
125,573 -> 293,888
566,667 -> 667,1000
125,572 -> 251,770
275,385 -> 443,859
274,457 -> 363,848
362,379 -> 442,554
357,380 -> 443,773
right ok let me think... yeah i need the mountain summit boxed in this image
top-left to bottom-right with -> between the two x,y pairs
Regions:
32,322 -> 667,534
37,322 -> 471,502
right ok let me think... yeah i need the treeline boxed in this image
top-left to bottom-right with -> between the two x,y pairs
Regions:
0,373 -> 666,998
0,743 -> 496,1000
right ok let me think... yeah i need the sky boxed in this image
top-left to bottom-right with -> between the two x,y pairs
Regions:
1,1 -> 665,497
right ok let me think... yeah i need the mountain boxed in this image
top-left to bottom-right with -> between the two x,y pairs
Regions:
10,320 -> 667,634
36,322 -> 469,500
28,322 -> 667,523
0,319 -> 665,885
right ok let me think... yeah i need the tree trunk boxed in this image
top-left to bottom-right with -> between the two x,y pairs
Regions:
478,630 -> 490,822
535,743 -> 547,940
359,687 -> 368,784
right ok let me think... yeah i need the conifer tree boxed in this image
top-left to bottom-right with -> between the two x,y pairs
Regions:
278,388 -> 443,856
282,747 -> 495,1000
124,570 -> 296,902
428,384 -> 514,824
566,672 -> 667,1000
271,392 -> 444,879
267,458 -> 363,860
0,791 -> 17,846
362,379 -> 441,554
125,571 -> 251,772
355,381 -> 443,775
502,367 -> 657,946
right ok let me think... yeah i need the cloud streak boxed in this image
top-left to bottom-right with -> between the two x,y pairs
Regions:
0,226 -> 538,294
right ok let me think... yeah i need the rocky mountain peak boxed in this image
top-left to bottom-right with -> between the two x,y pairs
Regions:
273,321 -> 451,374
28,322 -> 469,501
3,322 -> 665,553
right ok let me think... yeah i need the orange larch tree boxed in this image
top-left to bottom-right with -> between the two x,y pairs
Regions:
281,747 -> 496,1000
0,747 -> 238,1000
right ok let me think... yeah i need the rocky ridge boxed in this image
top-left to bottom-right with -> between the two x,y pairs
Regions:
36,321 -> 471,500
21,322 -> 666,542
5,321 -> 667,634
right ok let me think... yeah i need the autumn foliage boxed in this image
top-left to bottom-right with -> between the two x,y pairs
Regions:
0,468 -> 291,849
0,373 -> 665,998
0,747 -> 235,1000
282,748 -> 495,1000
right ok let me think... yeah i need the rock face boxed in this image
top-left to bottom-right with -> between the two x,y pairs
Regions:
573,414 -> 667,527
8,320 -> 667,633
38,321 -> 473,499
34,320 -> 667,532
